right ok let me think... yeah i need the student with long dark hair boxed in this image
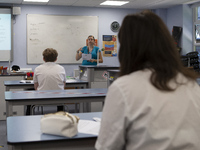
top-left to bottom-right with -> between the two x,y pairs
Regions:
95,10 -> 200,150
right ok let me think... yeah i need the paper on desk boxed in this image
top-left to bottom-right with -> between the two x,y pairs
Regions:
82,54 -> 91,60
66,79 -> 76,82
78,120 -> 100,135
20,80 -> 34,83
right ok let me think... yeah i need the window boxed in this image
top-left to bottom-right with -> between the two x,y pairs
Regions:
0,8 -> 12,61
195,24 -> 200,43
193,6 -> 200,50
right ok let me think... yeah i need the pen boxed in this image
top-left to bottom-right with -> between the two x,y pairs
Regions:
93,117 -> 101,122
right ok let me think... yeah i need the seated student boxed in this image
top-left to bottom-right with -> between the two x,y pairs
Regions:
33,48 -> 66,112
95,10 -> 200,150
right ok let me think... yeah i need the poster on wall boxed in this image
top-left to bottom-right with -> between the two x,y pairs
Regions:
102,35 -> 117,57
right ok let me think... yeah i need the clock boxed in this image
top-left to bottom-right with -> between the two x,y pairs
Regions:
110,21 -> 120,32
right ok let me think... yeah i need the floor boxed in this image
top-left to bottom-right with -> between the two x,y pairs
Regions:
0,105 -> 78,150
0,120 -> 7,150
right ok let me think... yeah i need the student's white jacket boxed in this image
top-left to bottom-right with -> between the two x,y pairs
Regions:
96,69 -> 200,150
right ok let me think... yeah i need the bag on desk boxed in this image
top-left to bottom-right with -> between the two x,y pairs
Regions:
40,111 -> 79,137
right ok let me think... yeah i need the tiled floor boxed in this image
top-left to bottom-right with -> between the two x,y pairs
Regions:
0,120 -> 7,150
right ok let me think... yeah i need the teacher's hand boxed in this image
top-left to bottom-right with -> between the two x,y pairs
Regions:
77,47 -> 82,53
88,59 -> 96,63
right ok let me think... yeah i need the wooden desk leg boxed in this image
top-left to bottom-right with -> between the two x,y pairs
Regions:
6,101 -> 13,117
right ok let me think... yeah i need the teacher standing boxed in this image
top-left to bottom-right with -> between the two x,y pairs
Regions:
76,35 -> 103,65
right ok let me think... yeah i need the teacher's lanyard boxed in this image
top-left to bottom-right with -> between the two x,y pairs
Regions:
88,47 -> 93,54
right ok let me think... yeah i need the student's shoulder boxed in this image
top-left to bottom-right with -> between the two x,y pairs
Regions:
110,69 -> 152,98
94,46 -> 99,50
82,46 -> 87,49
81,46 -> 87,52
56,64 -> 65,69
114,69 -> 152,87
35,64 -> 45,69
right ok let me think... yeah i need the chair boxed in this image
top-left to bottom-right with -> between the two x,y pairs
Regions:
31,104 -> 69,115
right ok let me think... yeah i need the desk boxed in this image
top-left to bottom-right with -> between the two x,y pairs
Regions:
7,112 -> 101,150
79,65 -> 118,112
5,88 -> 107,117
79,65 -> 119,88
4,79 -> 88,91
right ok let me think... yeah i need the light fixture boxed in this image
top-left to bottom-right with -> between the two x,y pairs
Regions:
100,1 -> 129,6
23,0 -> 49,2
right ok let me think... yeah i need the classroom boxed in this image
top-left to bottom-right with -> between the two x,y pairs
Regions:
1,0 -> 200,150
0,1 -> 197,73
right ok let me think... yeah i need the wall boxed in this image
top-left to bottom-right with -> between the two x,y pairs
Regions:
167,5 -> 183,34
1,5 -> 141,76
155,9 -> 167,25
182,4 -> 193,54
0,4 -> 193,75
166,4 -> 193,55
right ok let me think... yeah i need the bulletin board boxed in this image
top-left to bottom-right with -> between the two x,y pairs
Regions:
27,14 -> 98,64
102,35 -> 117,57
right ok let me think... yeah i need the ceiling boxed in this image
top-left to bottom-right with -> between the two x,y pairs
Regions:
0,0 -> 200,9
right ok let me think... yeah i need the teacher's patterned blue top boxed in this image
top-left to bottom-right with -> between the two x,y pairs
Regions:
81,46 -> 100,65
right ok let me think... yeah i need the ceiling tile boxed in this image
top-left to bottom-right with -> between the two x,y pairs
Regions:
22,1 -> 47,5
0,0 -> 22,3
72,0 -> 105,7
48,0 -> 78,6
0,0 -> 199,9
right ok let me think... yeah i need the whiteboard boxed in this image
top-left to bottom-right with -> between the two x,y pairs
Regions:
27,14 -> 98,64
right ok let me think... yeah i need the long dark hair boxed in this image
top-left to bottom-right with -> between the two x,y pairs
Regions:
118,10 -> 197,91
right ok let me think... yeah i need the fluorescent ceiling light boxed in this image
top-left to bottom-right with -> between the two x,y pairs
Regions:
184,0 -> 200,4
100,1 -> 129,6
23,0 -> 49,2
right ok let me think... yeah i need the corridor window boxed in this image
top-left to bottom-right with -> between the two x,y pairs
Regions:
193,6 -> 200,50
